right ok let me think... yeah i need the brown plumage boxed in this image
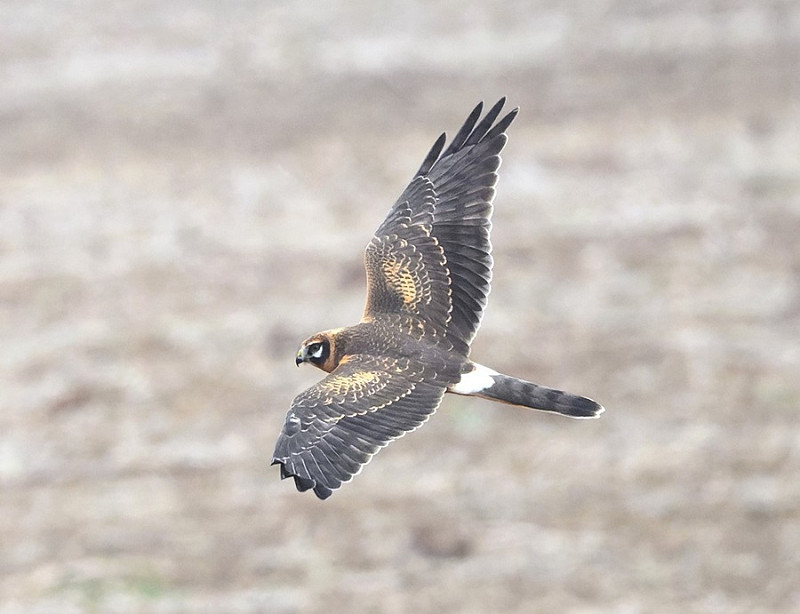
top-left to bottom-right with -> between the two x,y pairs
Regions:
272,99 -> 604,499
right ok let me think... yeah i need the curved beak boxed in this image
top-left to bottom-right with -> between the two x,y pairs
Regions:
295,347 -> 306,367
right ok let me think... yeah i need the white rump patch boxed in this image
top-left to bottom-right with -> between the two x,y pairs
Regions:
449,363 -> 498,395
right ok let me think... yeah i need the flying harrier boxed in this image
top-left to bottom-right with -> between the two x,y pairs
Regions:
272,98 -> 603,499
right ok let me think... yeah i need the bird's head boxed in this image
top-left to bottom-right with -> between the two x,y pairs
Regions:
296,330 -> 341,373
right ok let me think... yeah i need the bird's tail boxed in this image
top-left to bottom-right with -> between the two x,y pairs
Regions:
450,363 -> 604,418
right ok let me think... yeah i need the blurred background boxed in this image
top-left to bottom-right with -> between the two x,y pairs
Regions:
1,1 -> 799,612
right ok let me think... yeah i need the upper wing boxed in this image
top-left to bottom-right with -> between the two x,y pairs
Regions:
364,99 -> 518,355
272,354 -> 447,499
362,189 -> 452,340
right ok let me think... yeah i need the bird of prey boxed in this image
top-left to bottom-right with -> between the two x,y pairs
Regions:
272,98 -> 603,499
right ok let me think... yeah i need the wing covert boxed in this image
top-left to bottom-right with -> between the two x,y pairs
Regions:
362,200 -> 452,338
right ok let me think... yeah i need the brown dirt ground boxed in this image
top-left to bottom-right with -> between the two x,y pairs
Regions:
1,1 -> 799,612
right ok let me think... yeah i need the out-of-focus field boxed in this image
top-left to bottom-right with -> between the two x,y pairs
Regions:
1,2 -> 799,612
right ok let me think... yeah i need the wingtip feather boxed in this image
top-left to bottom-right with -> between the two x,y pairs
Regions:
416,132 -> 447,176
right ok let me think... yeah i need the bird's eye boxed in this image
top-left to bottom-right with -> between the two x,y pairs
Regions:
308,342 -> 325,359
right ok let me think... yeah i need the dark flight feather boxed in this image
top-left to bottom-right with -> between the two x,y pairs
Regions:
272,354 -> 448,499
373,99 -> 518,354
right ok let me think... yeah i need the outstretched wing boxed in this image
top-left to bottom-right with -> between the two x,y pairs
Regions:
272,354 -> 447,499
364,98 -> 518,355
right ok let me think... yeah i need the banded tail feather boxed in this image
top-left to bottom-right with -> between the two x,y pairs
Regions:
449,363 -> 604,419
